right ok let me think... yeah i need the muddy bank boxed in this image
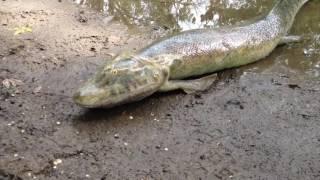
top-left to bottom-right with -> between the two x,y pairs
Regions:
0,0 -> 320,179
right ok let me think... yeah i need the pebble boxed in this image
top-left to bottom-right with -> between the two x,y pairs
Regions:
85,174 -> 90,178
56,121 -> 61,125
303,48 -> 315,56
213,14 -> 220,21
164,148 -> 168,151
114,134 -> 119,138
124,142 -> 128,146
53,159 -> 62,165
14,153 -> 18,157
129,116 -> 133,120
7,121 -> 15,126
33,86 -> 42,94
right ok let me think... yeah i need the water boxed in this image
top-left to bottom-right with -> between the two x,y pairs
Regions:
74,0 -> 274,31
74,0 -> 320,79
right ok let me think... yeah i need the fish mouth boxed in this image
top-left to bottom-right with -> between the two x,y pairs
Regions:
73,83 -> 110,108
73,81 -> 160,109
73,92 -> 100,108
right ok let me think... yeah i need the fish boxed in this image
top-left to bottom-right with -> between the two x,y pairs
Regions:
73,0 -> 309,108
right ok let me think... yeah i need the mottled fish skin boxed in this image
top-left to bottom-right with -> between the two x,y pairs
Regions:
74,0 -> 309,108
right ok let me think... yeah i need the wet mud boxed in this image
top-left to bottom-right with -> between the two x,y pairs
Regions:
0,0 -> 320,179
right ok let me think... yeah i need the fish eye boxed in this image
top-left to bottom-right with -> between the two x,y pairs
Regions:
103,65 -> 113,71
111,69 -> 118,75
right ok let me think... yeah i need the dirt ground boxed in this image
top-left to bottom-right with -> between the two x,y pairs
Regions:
0,0 -> 320,180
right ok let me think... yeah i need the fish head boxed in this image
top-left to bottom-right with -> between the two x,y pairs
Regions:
73,56 -> 168,108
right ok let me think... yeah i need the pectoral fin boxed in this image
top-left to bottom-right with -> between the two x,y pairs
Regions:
279,35 -> 302,45
159,74 -> 218,94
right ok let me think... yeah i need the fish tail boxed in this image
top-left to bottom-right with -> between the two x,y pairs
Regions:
268,0 -> 309,33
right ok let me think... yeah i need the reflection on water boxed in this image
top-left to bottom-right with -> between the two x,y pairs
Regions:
74,0 -> 273,31
74,0 -> 320,79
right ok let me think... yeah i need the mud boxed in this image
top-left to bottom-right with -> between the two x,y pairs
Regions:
0,0 -> 320,179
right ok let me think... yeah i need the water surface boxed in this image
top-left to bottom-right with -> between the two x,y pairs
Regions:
74,0 -> 320,79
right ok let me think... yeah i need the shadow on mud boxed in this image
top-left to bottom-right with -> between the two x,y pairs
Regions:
0,170 -> 22,180
72,102 -> 143,122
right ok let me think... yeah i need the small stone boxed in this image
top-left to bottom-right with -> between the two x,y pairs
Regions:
14,153 -> 18,157
114,134 -> 119,138
164,148 -> 168,151
150,112 -> 155,116
27,172 -> 32,177
303,48 -> 315,56
85,174 -> 90,178
2,79 -> 23,88
124,142 -> 128,146
33,86 -> 42,94
213,14 -> 220,21
21,129 -> 25,133
129,116 -> 133,120
8,121 -> 14,126
56,121 -> 61,125
53,159 -> 62,165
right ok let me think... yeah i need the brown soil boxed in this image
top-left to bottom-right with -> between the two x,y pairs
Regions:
0,0 -> 319,180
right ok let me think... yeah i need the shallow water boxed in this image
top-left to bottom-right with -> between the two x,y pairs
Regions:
74,0 -> 320,79
74,0 -> 274,31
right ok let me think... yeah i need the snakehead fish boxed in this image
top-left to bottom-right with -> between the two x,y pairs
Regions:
74,0 -> 309,108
